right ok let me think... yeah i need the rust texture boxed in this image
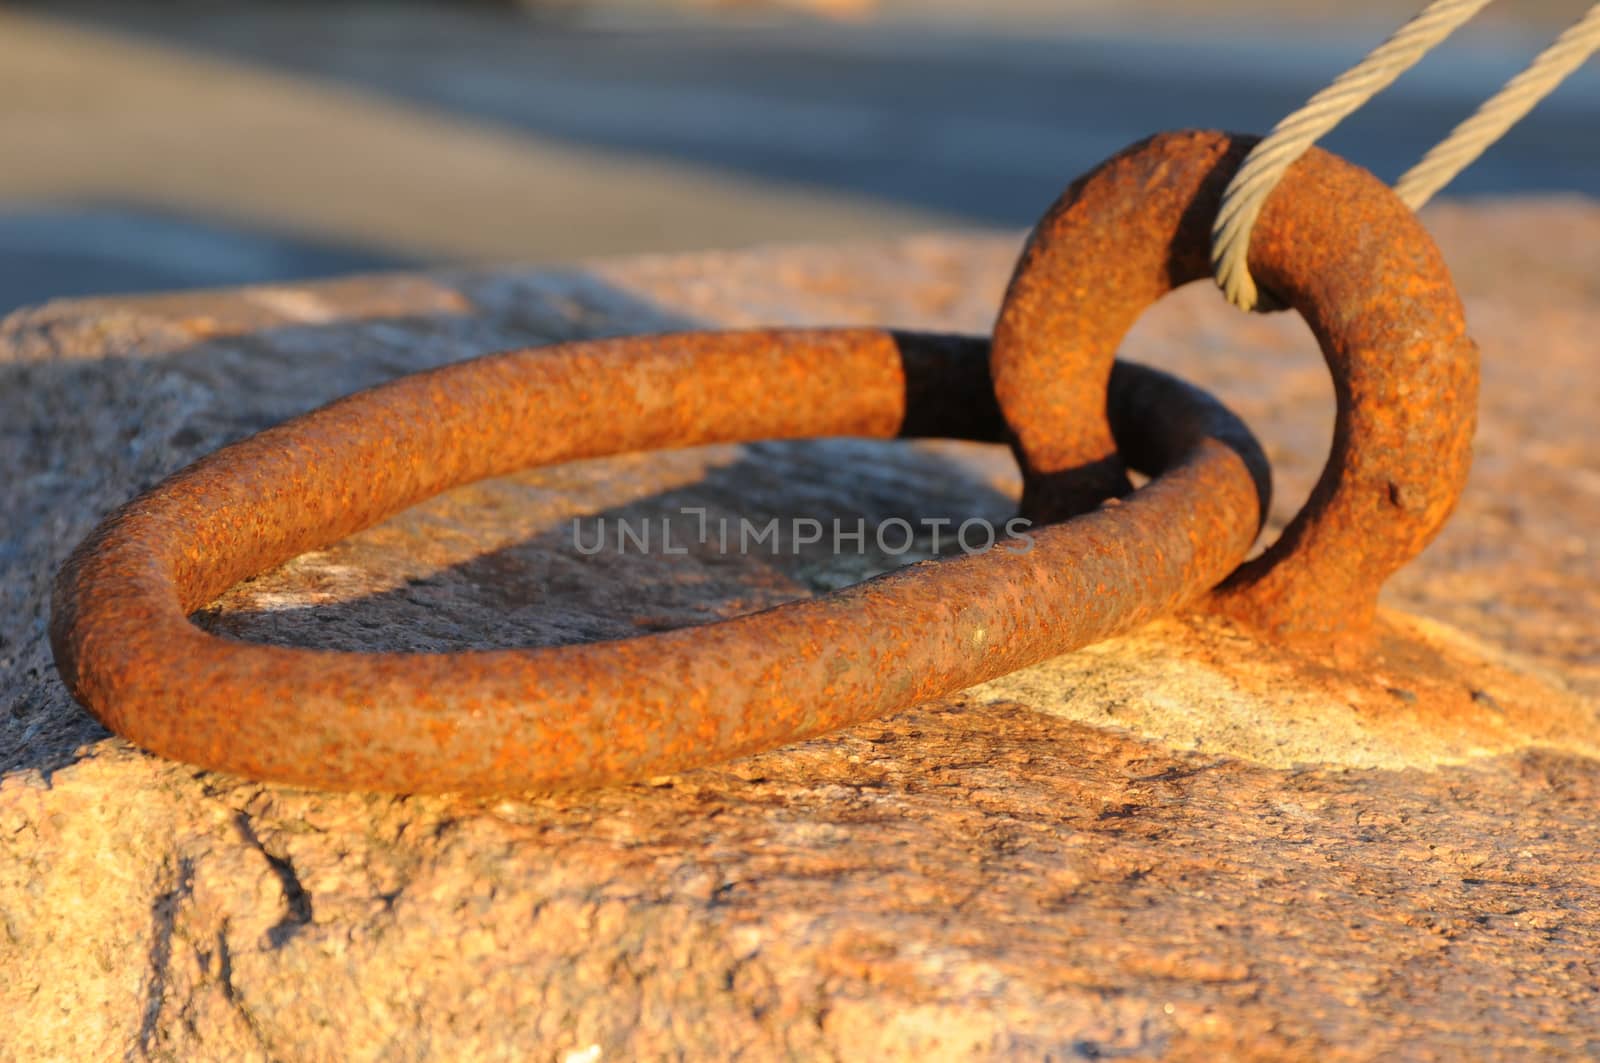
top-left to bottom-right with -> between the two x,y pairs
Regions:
49,329 -> 1267,794
991,130 -> 1479,644
48,129 -> 1479,794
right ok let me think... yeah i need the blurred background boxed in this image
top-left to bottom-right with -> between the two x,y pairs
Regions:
1,0 -> 1595,315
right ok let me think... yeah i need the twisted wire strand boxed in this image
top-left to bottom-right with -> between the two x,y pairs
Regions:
1394,2 -> 1600,209
1211,0 -> 1495,312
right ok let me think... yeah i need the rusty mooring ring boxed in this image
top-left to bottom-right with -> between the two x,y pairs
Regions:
51,327 -> 1267,794
992,130 -> 1479,644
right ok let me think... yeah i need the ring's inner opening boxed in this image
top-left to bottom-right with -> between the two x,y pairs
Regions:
1123,280 -> 1334,560
191,437 -> 1022,653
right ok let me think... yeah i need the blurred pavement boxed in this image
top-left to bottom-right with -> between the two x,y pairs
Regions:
1,2 -> 1595,313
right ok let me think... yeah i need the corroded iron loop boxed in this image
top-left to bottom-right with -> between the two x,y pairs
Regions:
51,327 -> 1267,794
990,129 -> 1479,643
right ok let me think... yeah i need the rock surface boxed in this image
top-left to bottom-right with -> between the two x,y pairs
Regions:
2,203 -> 1598,1060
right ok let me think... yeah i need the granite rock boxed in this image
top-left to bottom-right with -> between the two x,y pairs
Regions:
2,203 -> 1598,1060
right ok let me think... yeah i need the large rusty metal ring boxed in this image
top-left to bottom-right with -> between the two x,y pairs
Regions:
991,130 -> 1478,643
51,327 -> 1267,794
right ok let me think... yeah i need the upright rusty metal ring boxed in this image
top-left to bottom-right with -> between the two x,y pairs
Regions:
991,130 -> 1479,643
51,328 -> 1268,794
